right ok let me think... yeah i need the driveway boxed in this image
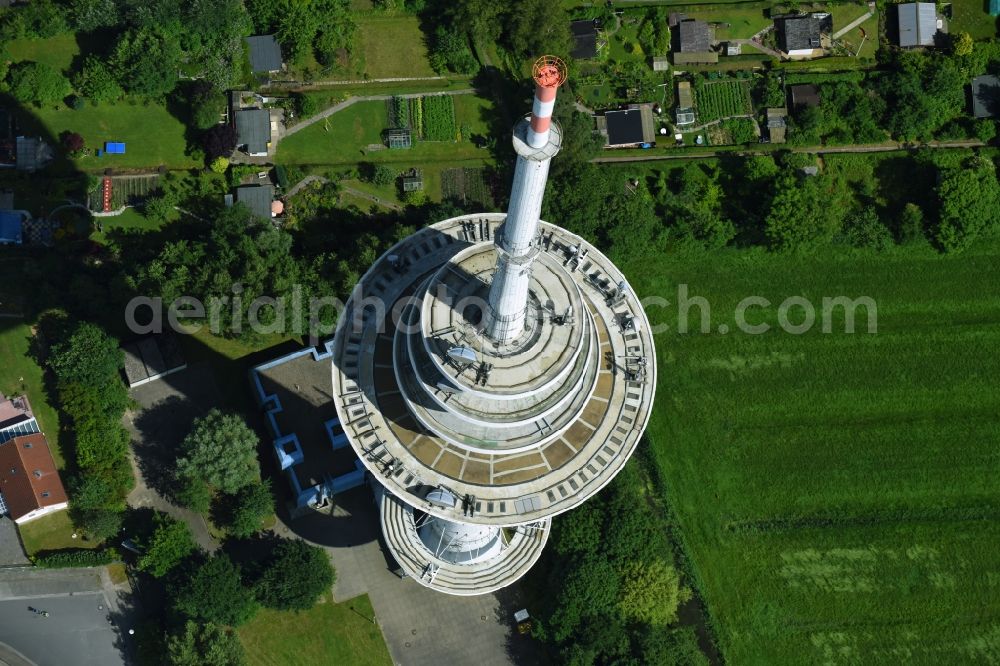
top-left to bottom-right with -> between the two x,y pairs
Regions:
124,364 -> 222,551
0,517 -> 29,566
0,568 -> 129,666
277,488 -> 540,666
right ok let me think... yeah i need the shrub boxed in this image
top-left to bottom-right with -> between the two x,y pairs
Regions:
209,156 -> 229,174
34,548 -> 116,568
253,539 -> 335,611
60,131 -> 85,155
274,164 -> 289,189
294,93 -> 318,118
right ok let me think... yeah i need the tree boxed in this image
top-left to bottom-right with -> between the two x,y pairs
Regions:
71,0 -> 120,31
202,124 -> 238,159
210,156 -> 230,174
48,322 -> 124,384
764,172 -> 848,251
221,480 -> 274,538
253,539 -> 335,611
430,26 -> 479,75
165,622 -> 247,666
73,56 -> 123,104
878,53 -> 965,141
60,131 -> 85,155
111,27 -> 181,97
844,207 -> 893,251
934,158 -> 1000,252
369,164 -> 397,186
170,553 -> 258,626
897,202 -> 925,245
176,410 -> 261,500
505,0 -> 572,58
78,507 -> 123,541
138,513 -> 198,578
952,31 -> 974,57
6,61 -> 71,107
618,558 -> 689,625
12,0 -> 68,38
187,81 -> 226,130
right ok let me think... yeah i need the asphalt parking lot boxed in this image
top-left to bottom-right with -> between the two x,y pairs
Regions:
0,569 -> 125,666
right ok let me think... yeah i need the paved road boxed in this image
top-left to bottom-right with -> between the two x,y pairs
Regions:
592,139 -> 987,163
283,89 -> 476,139
833,8 -> 875,39
0,568 -> 127,666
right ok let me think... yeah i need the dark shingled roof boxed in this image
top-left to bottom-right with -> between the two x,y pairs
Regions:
236,109 -> 271,155
790,84 -> 821,109
678,20 -> 712,53
236,184 -> 275,221
570,20 -> 598,59
972,75 -> 1000,119
246,35 -> 283,73
780,15 -> 824,52
605,107 -> 655,146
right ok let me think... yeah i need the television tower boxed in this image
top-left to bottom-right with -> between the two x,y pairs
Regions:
330,57 -> 656,595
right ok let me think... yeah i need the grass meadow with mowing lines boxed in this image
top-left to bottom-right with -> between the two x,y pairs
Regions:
18,102 -> 196,171
355,16 -> 436,79
239,592 -> 391,666
6,33 -> 81,72
619,240 -> 1000,662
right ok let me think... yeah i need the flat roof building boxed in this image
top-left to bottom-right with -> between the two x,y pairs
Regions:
897,3 -> 939,47
766,108 -> 788,143
605,106 -> 656,147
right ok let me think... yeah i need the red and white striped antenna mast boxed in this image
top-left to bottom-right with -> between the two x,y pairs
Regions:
482,56 -> 568,344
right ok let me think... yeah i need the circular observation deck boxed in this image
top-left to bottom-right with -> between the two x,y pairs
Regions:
330,214 -> 656,526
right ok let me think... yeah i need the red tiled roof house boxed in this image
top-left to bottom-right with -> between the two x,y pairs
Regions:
0,432 -> 68,524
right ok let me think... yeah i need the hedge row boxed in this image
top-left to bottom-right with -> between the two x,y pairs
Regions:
34,548 -> 117,569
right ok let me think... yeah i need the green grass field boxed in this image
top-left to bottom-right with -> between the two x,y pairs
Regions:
18,512 -> 99,555
238,592 -> 391,666
6,33 -> 81,72
949,0 -> 1000,39
355,16 -> 436,79
276,96 -> 492,166
620,239 -> 1000,662
0,257 -> 65,467
17,102 -> 197,171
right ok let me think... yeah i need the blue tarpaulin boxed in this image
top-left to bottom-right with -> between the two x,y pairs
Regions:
0,211 -> 23,245
105,142 -> 126,154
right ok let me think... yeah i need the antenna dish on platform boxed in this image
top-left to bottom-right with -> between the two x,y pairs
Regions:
447,346 -> 478,366
532,55 -> 567,88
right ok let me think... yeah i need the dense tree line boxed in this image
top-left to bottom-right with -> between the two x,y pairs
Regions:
529,462 -> 697,665
129,510 -> 335,666
34,317 -> 134,540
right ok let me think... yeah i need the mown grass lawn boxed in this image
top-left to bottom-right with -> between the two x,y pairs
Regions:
17,102 -> 197,171
238,592 -> 391,666
356,16 -> 436,79
18,512 -> 98,555
621,238 -> 1000,662
276,97 -> 492,166
0,257 -> 65,467
949,0 -> 999,39
6,33 -> 82,72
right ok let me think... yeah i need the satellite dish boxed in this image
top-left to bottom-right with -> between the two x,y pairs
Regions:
436,380 -> 464,394
447,346 -> 478,365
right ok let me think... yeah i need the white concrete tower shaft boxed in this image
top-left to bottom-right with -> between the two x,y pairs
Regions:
483,56 -> 567,344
